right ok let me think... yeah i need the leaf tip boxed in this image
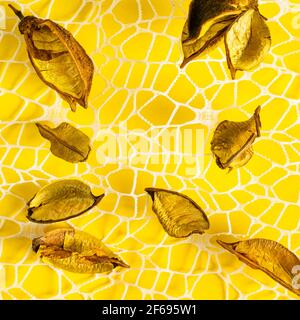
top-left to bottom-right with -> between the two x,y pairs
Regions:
26,209 -> 32,218
35,122 -> 50,134
260,13 -> 268,21
216,239 -> 225,246
8,4 -> 24,20
80,97 -> 89,109
35,122 -> 42,130
255,105 -> 261,113
32,236 -> 43,253
118,260 -> 130,269
217,239 -> 232,251
227,167 -> 234,174
215,156 -> 226,170
252,105 -> 262,137
180,59 -> 188,69
217,240 -> 239,254
145,188 -> 156,201
230,68 -> 237,80
70,105 -> 77,112
94,193 -> 105,205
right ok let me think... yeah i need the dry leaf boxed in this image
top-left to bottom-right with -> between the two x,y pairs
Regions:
181,14 -> 237,68
27,180 -> 104,223
36,122 -> 91,163
182,0 -> 257,43
225,8 -> 271,79
9,4 -> 94,112
180,1 -> 270,78
145,188 -> 209,238
32,229 -> 129,273
181,0 -> 258,66
181,0 -> 246,67
211,106 -> 261,171
217,238 -> 300,297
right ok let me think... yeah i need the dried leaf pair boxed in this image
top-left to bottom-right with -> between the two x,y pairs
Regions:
211,106 -> 261,171
28,180 -> 103,223
181,0 -> 271,79
9,4 -> 94,111
218,238 -> 300,297
145,188 -> 209,238
36,122 -> 91,163
33,229 -> 129,273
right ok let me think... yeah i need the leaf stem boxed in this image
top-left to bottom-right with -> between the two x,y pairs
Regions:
8,4 -> 24,20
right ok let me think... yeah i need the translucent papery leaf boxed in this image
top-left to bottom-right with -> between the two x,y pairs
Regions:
211,106 -> 261,171
181,0 -> 259,67
36,122 -> 91,163
145,188 -> 209,238
183,0 -> 258,43
225,8 -> 271,79
9,4 -> 94,111
27,180 -> 104,223
33,229 -> 129,273
181,14 -> 238,68
218,238 -> 300,297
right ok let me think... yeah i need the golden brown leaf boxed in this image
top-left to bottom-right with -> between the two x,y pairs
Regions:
217,238 -> 300,297
145,188 -> 209,238
36,122 -> 91,163
225,8 -> 271,79
27,180 -> 104,223
181,14 -> 238,68
181,0 -> 258,68
32,229 -> 129,273
9,4 -> 94,112
211,106 -> 261,171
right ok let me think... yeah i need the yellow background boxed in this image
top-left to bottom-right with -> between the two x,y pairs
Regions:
0,0 -> 299,300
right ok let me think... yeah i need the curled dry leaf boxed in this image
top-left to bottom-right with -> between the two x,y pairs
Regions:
225,8 -> 271,79
32,229 -> 129,273
145,188 -> 209,238
181,13 -> 237,68
183,0 -> 258,45
9,4 -> 94,112
211,106 -> 261,171
181,0 -> 270,78
217,238 -> 300,297
27,180 -> 104,223
181,0 -> 249,67
36,122 -> 91,163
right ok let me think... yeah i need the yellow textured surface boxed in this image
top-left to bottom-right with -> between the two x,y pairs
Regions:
0,0 -> 299,300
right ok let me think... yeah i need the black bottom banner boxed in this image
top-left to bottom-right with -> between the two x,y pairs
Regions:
0,300 -> 297,319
